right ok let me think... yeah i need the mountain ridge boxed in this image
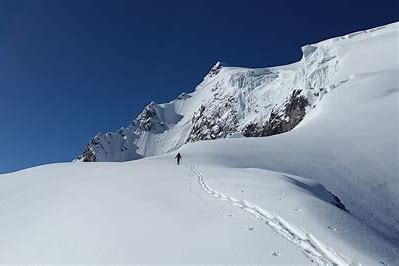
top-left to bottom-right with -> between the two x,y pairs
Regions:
75,22 -> 398,162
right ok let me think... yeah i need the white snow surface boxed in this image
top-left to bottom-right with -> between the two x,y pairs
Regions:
1,22 -> 398,264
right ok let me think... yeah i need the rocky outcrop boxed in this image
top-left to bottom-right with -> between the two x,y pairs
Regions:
242,90 -> 309,137
75,138 -> 100,162
133,102 -> 168,133
77,146 -> 97,162
186,87 -> 309,143
186,95 -> 239,142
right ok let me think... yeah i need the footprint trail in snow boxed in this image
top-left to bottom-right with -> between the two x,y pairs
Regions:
191,165 -> 354,266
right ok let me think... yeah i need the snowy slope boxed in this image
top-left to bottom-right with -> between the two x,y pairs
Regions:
0,160 -> 398,264
170,23 -> 399,250
0,22 -> 398,264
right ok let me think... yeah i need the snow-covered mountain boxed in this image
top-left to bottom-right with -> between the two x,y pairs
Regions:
76,21 -> 347,162
1,22 -> 398,264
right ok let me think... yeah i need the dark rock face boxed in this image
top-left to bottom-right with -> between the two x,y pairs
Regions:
79,147 -> 97,162
76,138 -> 99,162
186,89 -> 309,143
133,102 -> 168,133
242,90 -> 309,137
186,96 -> 239,142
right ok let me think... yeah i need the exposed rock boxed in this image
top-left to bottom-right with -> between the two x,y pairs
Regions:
75,140 -> 98,162
186,95 -> 239,142
133,102 -> 168,133
78,146 -> 97,162
242,90 -> 309,137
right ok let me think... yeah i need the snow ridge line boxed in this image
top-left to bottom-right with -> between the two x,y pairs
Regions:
191,165 -> 354,266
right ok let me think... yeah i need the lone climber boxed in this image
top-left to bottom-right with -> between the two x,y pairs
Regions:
175,152 -> 182,165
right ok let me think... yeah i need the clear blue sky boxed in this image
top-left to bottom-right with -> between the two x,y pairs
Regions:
0,0 -> 397,173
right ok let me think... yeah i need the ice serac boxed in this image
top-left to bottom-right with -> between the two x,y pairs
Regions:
75,22 -> 397,162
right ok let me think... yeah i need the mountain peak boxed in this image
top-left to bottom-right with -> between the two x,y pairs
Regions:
207,61 -> 225,78
75,22 -> 398,163
212,61 -> 225,69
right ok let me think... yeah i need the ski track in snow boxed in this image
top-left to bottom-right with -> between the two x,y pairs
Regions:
191,165 -> 354,266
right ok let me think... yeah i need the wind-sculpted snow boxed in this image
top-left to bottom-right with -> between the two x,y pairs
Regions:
73,22 -> 395,162
192,165 -> 353,265
176,23 -> 399,247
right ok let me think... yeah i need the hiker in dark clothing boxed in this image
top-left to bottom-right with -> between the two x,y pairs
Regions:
175,152 -> 182,165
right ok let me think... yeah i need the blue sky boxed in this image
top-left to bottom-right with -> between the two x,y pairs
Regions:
0,0 -> 397,173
